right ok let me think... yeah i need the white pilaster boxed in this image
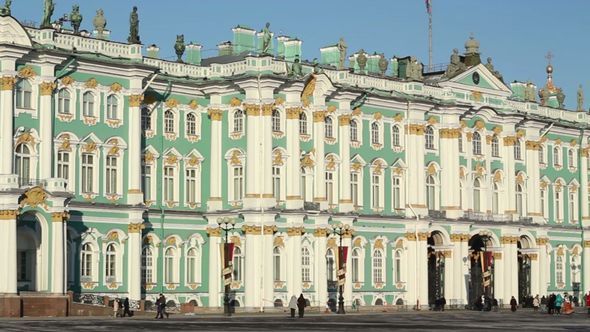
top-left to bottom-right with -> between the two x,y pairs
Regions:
285,216 -> 304,297
38,77 -> 54,180
417,231 -> 429,308
50,213 -> 65,294
537,237 -> 549,296
207,109 -> 223,211
313,112 -> 327,209
0,210 -> 18,293
243,104 -> 260,209
127,89 -> 144,204
285,107 -> 303,209
440,127 -> 461,218
126,215 -> 143,301
583,240 -> 590,294
338,115 -> 352,212
0,73 -> 15,175
207,228 -> 221,307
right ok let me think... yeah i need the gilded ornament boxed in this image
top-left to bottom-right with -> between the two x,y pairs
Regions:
516,129 -> 526,138
459,167 -> 465,179
165,98 -> 179,109
60,76 -> 74,86
393,167 -> 404,175
372,160 -> 383,175
427,116 -> 438,125
557,247 -> 565,256
165,154 -> 178,165
313,228 -> 328,237
351,162 -> 363,172
261,104 -> 273,116
301,74 -> 316,107
300,154 -> 314,168
539,180 -> 548,189
326,155 -> 336,171
525,141 -> 539,151
59,134 -> 71,151
418,232 -> 429,241
51,211 -> 69,223
471,90 -> 483,102
503,136 -> 516,146
273,151 -> 284,166
286,107 -> 302,119
229,150 -> 242,166
313,111 -> 326,122
373,112 -> 383,120
493,171 -> 502,183
570,139 -> 577,147
374,239 -> 384,250
244,104 -> 260,116
166,237 -> 177,246
0,210 -> 18,220
241,225 -> 262,235
466,132 -> 473,141
110,82 -> 122,93
187,155 -> 200,167
18,66 -> 36,78
393,113 -> 403,122
353,237 -> 363,248
143,151 -> 155,164
16,132 -> 35,146
327,238 -> 337,249
263,225 -> 278,235
476,165 -> 485,176
84,141 -> 97,153
129,94 -> 144,107
516,173 -> 525,185
208,108 -> 223,121
474,120 -> 485,130
274,97 -> 285,105
128,223 -> 144,233
352,107 -> 362,116
287,226 -> 305,236
492,126 -> 502,134
85,78 -> 98,89
107,231 -> 119,242
583,240 -> 590,248
338,114 -> 351,126
555,139 -> 562,146
0,76 -> 15,90
39,81 -> 56,96
230,97 -> 242,107
536,237 -> 548,245
206,227 -> 221,237
405,232 -> 417,241
407,124 -> 424,135
427,164 -> 437,175
189,100 -> 198,110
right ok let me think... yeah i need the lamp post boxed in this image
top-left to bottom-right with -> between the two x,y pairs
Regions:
217,216 -> 236,316
331,223 -> 350,314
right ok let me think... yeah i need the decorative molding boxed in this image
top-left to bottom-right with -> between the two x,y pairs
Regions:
18,66 -> 36,78
407,124 -> 425,135
242,225 -> 262,235
206,227 -> 221,237
286,107 -> 302,119
230,97 -> 242,107
208,108 -> 223,121
287,226 -> 305,236
0,210 -> 18,220
313,228 -> 328,237
85,78 -> 98,89
129,94 -> 143,107
110,82 -> 122,93
61,76 -> 75,86
313,111 -> 326,122
165,98 -> 179,109
51,211 -> 69,223
128,223 -> 144,233
0,76 -> 15,90
19,187 -> 47,209
39,81 -> 57,96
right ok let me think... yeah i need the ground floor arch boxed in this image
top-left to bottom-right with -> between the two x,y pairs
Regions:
468,233 -> 495,309
427,231 -> 446,307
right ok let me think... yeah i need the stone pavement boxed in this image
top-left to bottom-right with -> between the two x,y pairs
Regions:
1,310 -> 589,331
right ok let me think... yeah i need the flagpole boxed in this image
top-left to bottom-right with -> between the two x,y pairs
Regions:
428,2 -> 433,72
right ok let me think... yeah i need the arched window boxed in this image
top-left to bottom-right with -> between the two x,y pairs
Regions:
372,173 -> 381,209
538,145 -> 545,164
392,176 -> 401,209
82,92 -> 95,117
325,171 -> 335,206
472,132 -> 482,155
141,246 -> 153,284
555,185 -> 562,222
351,172 -> 359,207
81,243 -> 93,279
106,95 -> 118,120
57,88 -> 71,114
553,146 -> 561,166
426,175 -> 436,210
514,139 -> 522,160
163,166 -> 175,202
425,126 -> 434,150
350,120 -> 358,142
299,112 -> 307,135
15,79 -> 32,109
556,254 -> 564,285
272,109 -> 281,132
392,125 -> 400,147
187,247 -> 198,284
232,165 -> 244,201
394,250 -> 402,283
540,186 -> 547,218
81,152 -> 94,193
473,178 -> 482,212
186,113 -> 197,136
301,247 -> 311,282
105,155 -> 117,194
272,166 -> 281,202
141,108 -> 151,131
57,150 -> 70,181
372,250 -> 384,284
371,122 -> 380,145
568,149 -> 575,168
273,247 -> 282,282
492,183 -> 499,215
569,191 -> 577,223
233,109 -> 244,133
351,248 -> 360,283
164,247 -> 177,283
491,135 -> 499,157
185,167 -> 198,204
515,183 -> 524,217
326,248 -> 336,282
233,246 -> 243,282
325,117 -> 334,138
15,144 -> 31,186
105,243 -> 117,281
164,110 -> 175,133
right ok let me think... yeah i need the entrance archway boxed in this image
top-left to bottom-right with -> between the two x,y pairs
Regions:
517,236 -> 533,306
16,211 -> 46,292
468,234 -> 495,310
427,231 -> 445,307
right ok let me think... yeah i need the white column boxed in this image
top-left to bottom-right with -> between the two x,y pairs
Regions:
0,75 -> 15,174
286,217 -> 304,297
126,217 -> 143,301
50,212 -> 65,293
243,223 -> 261,310
583,241 -> 590,294
501,235 -> 518,306
525,142 -> 541,219
451,235 -> 462,306
262,224 -> 274,310
244,104 -> 260,208
493,251 -> 504,304
443,251 -> 454,304
313,111 -> 327,209
261,105 -> 274,202
406,124 -> 426,215
440,128 -> 461,218
38,81 -> 54,180
459,235 -> 470,305
338,115 -> 352,213
207,228 -> 221,307
504,137 -> 517,217
530,253 -> 540,297
314,227 -> 328,308
537,238 -> 548,296
405,232 -> 417,306
342,229 -> 353,307
581,151 -> 589,224
207,109 -> 223,211
127,93 -> 144,204
417,232 -> 429,308
285,107 -> 303,209
0,210 -> 18,293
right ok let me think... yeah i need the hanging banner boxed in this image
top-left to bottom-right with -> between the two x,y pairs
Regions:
484,251 -> 494,269
339,246 -> 349,268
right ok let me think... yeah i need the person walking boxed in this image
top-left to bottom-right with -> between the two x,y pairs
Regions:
440,297 -> 446,312
113,298 -> 119,318
297,293 -> 306,318
123,297 -> 132,317
155,293 -> 163,319
585,292 -> 590,315
555,293 -> 563,315
533,295 -> 540,312
288,295 -> 297,318
510,296 -> 517,312
159,294 -> 169,318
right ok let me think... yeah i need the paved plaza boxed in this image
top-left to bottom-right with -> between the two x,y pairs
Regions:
1,311 -> 589,332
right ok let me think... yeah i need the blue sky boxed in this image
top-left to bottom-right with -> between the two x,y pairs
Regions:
12,0 -> 590,109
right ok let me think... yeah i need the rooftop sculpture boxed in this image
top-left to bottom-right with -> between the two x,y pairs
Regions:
69,5 -> 82,35
92,9 -> 107,39
128,6 -> 140,44
41,0 -> 54,29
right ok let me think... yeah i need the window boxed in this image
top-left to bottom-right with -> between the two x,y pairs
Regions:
491,136 -> 499,157
394,250 -> 402,283
301,247 -> 312,282
15,144 -> 31,186
273,247 -> 282,282
141,108 -> 151,131
473,178 -> 482,212
57,151 -> 70,181
515,184 -> 524,217
514,139 -> 522,160
373,250 -> 384,284
81,153 -> 94,193
392,177 -> 401,210
426,175 -> 436,210
186,113 -> 197,136
81,243 -> 93,279
142,247 -> 153,284
15,80 -> 32,109
233,247 -> 243,282
57,89 -> 71,114
164,247 -> 176,283
569,192 -> 577,223
325,117 -> 334,138
106,95 -> 118,120
82,92 -> 95,117
272,166 -> 281,201
299,112 -> 308,135
350,120 -> 358,142
568,149 -> 575,168
164,166 -> 175,202
164,110 -> 175,133
325,171 -> 335,206
391,125 -> 400,147
425,126 -> 434,150
371,122 -> 380,145
301,168 -> 310,202
272,109 -> 281,132
326,249 -> 336,282
492,183 -> 499,215
105,243 -> 117,281
553,146 -> 561,166
555,188 -> 562,222
105,155 -> 117,194
372,173 -> 380,209
458,134 -> 464,153
142,165 -> 152,201
186,168 -> 197,204
352,248 -> 360,283
472,132 -> 482,155
233,109 -> 244,133
233,166 -> 244,201
540,187 -> 547,218
556,254 -> 564,285
539,145 -> 545,164
351,172 -> 359,207
187,248 -> 198,284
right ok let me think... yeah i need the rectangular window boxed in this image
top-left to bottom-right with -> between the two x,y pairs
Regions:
325,172 -> 334,206
372,174 -> 380,209
105,156 -> 117,194
540,190 -> 546,218
164,166 -> 174,202
233,166 -> 243,201
272,167 -> 281,201
81,153 -> 94,193
186,168 -> 197,204
392,177 -> 401,210
142,165 -> 152,201
351,173 -> 359,207
57,151 -> 69,181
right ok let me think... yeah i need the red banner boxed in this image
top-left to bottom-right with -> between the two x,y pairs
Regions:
339,246 -> 349,268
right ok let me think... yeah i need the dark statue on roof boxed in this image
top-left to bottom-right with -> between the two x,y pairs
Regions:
93,9 -> 107,39
128,6 -> 140,44
577,84 -> 584,111
175,34 -> 185,63
69,5 -> 82,35
378,54 -> 388,76
337,37 -> 347,70
406,56 -> 423,81
444,48 -> 466,78
41,0 -> 54,29
289,55 -> 303,78
261,22 -> 271,54
484,57 -> 503,82
0,0 -> 11,16
356,50 -> 367,74
524,81 -> 536,102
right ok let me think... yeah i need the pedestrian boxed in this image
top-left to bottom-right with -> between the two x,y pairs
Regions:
440,297 -> 446,312
123,297 -> 132,317
586,291 -> 590,315
480,295 -> 485,311
288,295 -> 297,318
159,294 -> 169,318
533,295 -> 540,312
563,294 -> 575,315
510,296 -> 517,312
113,298 -> 119,317
155,293 -> 163,319
297,293 -> 306,318
492,298 -> 499,312
555,293 -> 563,315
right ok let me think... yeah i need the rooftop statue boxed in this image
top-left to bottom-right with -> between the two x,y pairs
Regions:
356,50 -> 367,74
556,88 -> 565,109
524,81 -> 536,102
407,56 -> 423,81
93,9 -> 107,39
289,55 -> 303,78
69,5 -> 82,35
378,54 -> 388,76
312,58 -> 323,74
444,48 -> 466,78
175,34 -> 185,63
41,0 -> 54,29
128,6 -> 140,44
261,22 -> 271,54
577,84 -> 584,111
484,57 -> 503,82
337,37 -> 347,70
0,0 -> 11,16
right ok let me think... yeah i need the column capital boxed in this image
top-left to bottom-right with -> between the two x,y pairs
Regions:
405,232 -> 417,241
287,226 -> 305,236
406,124 -> 425,135
417,232 -> 429,241
127,223 -> 145,233
51,211 -> 69,223
338,114 -> 351,126
0,209 -> 18,220
242,225 -> 262,235
129,94 -> 144,107
244,103 -> 260,116
313,228 -> 328,237
536,237 -> 549,245
263,225 -> 278,235
313,111 -> 326,122
206,227 -> 221,237
261,103 -> 273,116
0,76 -> 15,91
583,240 -> 590,248
39,81 -> 57,96
286,107 -> 302,119
208,108 -> 224,121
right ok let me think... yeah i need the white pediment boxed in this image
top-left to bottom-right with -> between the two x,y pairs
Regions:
0,15 -> 32,47
439,64 -> 512,98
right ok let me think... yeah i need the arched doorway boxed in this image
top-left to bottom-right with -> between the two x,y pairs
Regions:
517,236 -> 533,306
17,212 -> 44,292
427,231 -> 445,307
468,234 -> 494,310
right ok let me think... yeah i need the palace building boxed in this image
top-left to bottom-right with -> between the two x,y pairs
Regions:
0,11 -> 589,316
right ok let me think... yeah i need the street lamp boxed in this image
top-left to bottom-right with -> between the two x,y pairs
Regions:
331,223 -> 351,315
217,216 -> 236,316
